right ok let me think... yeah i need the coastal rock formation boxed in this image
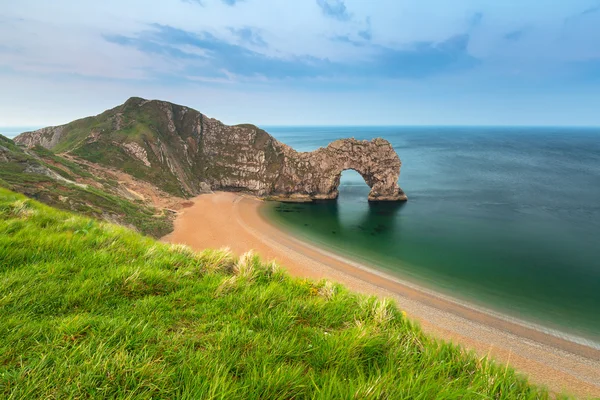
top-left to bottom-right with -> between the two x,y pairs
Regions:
273,138 -> 406,201
15,97 -> 407,202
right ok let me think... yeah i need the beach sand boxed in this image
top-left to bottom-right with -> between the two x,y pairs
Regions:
163,192 -> 600,398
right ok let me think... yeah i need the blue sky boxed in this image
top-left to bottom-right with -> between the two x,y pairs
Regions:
1,0 -> 599,126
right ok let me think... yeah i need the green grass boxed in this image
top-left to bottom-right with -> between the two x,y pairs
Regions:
0,188 -> 559,399
0,136 -> 172,238
0,135 -> 24,152
49,117 -> 113,154
31,146 -> 95,179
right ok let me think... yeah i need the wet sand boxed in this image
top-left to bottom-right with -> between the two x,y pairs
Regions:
163,192 -> 600,398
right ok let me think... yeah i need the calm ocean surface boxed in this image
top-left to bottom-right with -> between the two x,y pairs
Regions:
260,126 -> 600,344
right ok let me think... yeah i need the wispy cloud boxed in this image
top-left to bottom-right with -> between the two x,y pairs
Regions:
104,24 -> 478,82
222,0 -> 244,5
504,29 -> 526,41
229,27 -> 267,47
104,24 -> 331,80
181,0 -> 243,6
370,34 -> 478,78
358,17 -> 372,41
564,3 -> 600,24
579,4 -> 600,16
3,0 -> 600,126
468,12 -> 484,29
331,17 -> 371,47
316,0 -> 350,21
331,35 -> 364,47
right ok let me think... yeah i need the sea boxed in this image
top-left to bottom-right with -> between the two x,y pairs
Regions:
260,126 -> 600,346
3,124 -> 599,345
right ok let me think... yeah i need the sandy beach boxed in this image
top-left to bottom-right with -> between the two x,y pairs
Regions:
163,192 -> 600,398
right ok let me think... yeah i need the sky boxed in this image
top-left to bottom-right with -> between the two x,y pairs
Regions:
1,0 -> 600,126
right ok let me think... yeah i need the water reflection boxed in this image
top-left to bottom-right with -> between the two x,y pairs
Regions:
360,201 -> 405,236
272,187 -> 405,240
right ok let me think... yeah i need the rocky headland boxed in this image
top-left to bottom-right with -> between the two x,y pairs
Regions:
15,97 -> 407,202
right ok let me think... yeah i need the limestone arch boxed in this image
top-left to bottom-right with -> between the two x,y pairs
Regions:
273,138 -> 407,202
319,139 -> 407,202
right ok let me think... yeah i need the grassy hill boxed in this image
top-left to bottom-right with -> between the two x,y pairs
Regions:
14,97 -> 281,198
0,134 -> 174,238
0,188 -> 556,399
13,97 -> 206,197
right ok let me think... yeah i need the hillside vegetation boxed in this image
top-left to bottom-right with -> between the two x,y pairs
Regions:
0,134 -> 173,237
13,97 -> 269,198
0,188 -> 556,399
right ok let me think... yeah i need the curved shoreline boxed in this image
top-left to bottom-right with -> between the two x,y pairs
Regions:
257,205 -> 600,353
163,192 -> 600,398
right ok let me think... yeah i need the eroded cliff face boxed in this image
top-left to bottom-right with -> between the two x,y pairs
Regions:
16,126 -> 66,149
15,97 -> 407,202
272,138 -> 406,201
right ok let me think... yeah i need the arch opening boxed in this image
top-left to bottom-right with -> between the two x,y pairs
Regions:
336,169 -> 372,202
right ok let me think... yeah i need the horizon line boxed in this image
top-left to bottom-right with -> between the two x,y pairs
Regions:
2,124 -> 600,130
258,124 -> 600,128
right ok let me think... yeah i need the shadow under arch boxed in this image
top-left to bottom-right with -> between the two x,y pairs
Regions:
271,169 -> 405,239
335,169 -> 405,231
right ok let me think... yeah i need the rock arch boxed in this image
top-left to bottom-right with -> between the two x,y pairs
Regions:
273,138 -> 407,202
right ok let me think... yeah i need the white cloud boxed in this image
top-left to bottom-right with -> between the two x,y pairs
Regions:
1,0 -> 599,126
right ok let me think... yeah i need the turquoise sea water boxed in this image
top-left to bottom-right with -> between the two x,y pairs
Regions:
260,126 -> 600,344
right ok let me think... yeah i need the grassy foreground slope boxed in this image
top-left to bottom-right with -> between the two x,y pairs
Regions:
0,188 -> 553,399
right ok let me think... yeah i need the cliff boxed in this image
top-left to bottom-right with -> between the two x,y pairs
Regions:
0,134 -> 178,237
15,97 -> 407,202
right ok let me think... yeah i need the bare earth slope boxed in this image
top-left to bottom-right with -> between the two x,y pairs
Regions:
0,134 -> 180,237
